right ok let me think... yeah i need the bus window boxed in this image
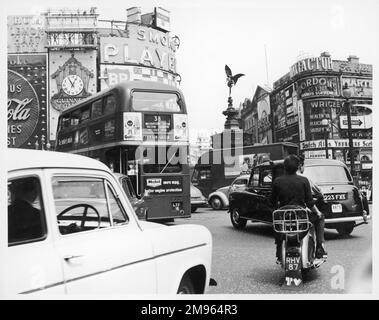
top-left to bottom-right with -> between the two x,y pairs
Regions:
132,92 -> 181,112
141,146 -> 183,174
91,99 -> 103,119
80,106 -> 90,123
61,114 -> 70,130
71,110 -> 80,127
104,95 -> 116,115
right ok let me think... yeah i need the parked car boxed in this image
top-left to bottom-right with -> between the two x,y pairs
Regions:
5,149 -> 213,295
113,173 -> 147,220
228,159 -> 370,236
208,175 -> 249,210
190,184 -> 207,213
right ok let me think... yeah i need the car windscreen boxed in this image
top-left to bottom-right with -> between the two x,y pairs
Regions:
303,165 -> 352,184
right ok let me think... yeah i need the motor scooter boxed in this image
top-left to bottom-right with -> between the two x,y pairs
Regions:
273,205 -> 327,289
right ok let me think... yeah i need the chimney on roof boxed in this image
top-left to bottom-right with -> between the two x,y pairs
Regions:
347,55 -> 359,63
320,51 -> 331,57
126,7 -> 141,24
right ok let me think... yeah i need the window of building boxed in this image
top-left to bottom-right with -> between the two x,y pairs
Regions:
8,177 -> 47,245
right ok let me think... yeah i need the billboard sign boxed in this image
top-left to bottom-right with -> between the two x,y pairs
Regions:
8,54 -> 48,149
296,75 -> 340,99
99,64 -> 178,90
49,50 -> 97,141
155,7 -> 171,32
100,24 -> 178,72
339,115 -> 372,130
7,15 -> 47,53
341,77 -> 372,98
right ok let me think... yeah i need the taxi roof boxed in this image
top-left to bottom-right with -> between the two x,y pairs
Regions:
7,149 -> 111,173
258,158 -> 346,167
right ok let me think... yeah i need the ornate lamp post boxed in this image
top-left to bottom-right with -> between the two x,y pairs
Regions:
342,83 -> 355,178
321,118 -> 330,159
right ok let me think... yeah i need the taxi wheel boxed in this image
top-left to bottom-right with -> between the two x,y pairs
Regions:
191,206 -> 198,213
336,223 -> 355,237
177,275 -> 195,294
210,196 -> 223,210
230,208 -> 247,229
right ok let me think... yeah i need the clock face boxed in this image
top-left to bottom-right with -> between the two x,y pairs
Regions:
62,75 -> 84,96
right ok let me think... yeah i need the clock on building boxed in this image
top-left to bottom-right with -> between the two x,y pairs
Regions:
62,74 -> 84,96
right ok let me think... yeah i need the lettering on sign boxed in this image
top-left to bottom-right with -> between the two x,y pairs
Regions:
7,15 -> 47,53
100,25 -> 178,73
8,69 -> 40,148
290,56 -> 333,78
297,76 -> 340,99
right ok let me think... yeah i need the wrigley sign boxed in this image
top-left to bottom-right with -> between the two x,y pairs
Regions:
300,139 -> 372,150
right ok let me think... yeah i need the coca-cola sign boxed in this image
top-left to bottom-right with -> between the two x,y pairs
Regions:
8,70 -> 40,147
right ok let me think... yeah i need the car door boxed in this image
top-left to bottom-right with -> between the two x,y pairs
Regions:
244,166 -> 273,222
7,171 -> 65,295
256,166 -> 275,222
48,169 -> 156,294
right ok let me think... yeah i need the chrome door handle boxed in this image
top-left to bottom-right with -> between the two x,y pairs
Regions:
63,254 -> 84,261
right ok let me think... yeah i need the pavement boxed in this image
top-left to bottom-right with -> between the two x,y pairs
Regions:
174,206 -> 372,294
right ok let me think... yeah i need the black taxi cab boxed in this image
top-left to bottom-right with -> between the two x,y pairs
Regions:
228,158 -> 370,236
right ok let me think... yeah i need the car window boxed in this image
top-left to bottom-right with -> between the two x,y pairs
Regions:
107,183 -> 128,225
233,178 -> 247,186
261,167 -> 273,186
52,177 -> 112,235
199,169 -> 212,180
8,177 -> 47,246
304,165 -> 352,184
249,168 -> 259,187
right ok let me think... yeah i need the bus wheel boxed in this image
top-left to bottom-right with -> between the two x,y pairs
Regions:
230,208 -> 247,229
210,196 -> 223,210
336,223 -> 355,237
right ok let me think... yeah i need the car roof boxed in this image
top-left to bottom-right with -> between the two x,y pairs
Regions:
258,158 -> 346,167
7,149 -> 111,173
304,158 -> 347,167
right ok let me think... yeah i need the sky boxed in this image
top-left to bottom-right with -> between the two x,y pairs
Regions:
4,0 -> 379,142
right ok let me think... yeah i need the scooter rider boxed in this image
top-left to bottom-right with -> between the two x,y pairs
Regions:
271,154 -> 327,263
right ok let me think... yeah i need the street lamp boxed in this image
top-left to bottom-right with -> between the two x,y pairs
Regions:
321,118 -> 330,159
342,83 -> 355,178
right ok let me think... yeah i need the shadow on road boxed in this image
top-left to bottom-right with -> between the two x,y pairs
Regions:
324,230 -> 361,241
224,222 -> 275,239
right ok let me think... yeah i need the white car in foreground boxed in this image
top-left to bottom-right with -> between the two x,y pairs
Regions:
4,149 -> 213,296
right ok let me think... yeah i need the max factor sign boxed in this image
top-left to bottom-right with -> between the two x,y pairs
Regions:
290,56 -> 333,78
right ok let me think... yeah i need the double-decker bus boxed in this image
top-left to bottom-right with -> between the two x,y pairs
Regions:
55,81 -> 190,221
192,142 -> 298,197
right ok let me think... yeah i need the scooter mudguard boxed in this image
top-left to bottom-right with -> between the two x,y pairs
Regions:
282,246 -> 303,289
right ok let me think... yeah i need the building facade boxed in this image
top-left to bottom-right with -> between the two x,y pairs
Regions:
7,7 -> 181,150
240,52 -> 372,190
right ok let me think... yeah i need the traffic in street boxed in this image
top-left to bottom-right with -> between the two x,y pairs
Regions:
175,206 -> 372,294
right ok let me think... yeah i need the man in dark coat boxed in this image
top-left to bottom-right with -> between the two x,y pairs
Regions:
271,155 -> 327,262
8,179 -> 43,243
